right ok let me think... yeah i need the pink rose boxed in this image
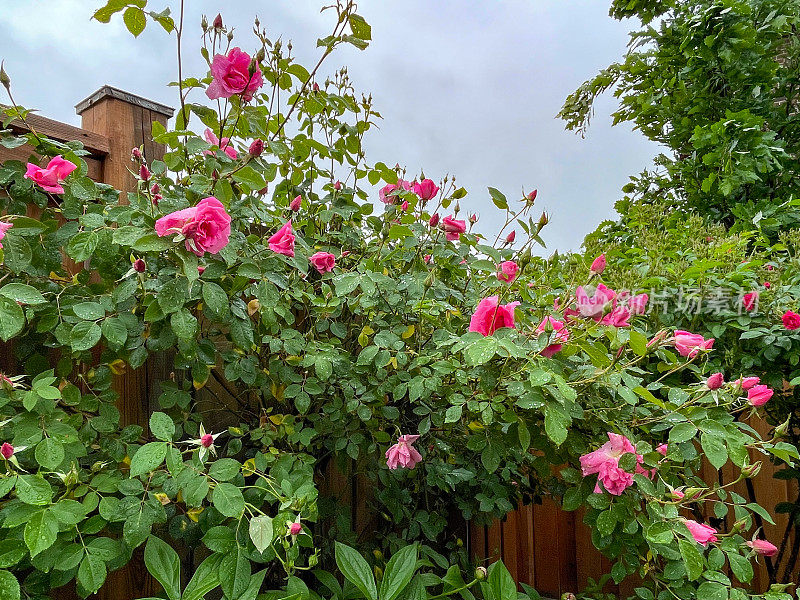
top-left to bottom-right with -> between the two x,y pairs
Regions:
706,372 -> 724,390
628,293 -> 649,315
684,520 -> 718,546
590,253 -> 606,274
139,164 -> 151,181
155,197 -> 232,256
413,178 -> 439,201
669,489 -> 685,500
497,261 -> 518,283
289,522 -> 303,536
379,179 -> 412,204
385,434 -> 422,469
24,155 -> 77,194
0,443 -> 13,460
600,305 -> 631,328
747,539 -> 778,557
656,443 -> 668,456
0,222 -> 12,249
268,221 -> 296,257
197,266 -> 206,275
783,310 -> 800,330
748,384 -> 773,407
204,129 -> 238,160
334,181 -> 342,191
206,47 -> 264,101
400,201 -> 409,212
575,284 -> 616,320
248,139 -> 264,157
535,316 -> 570,358
580,432 -> 642,496
200,434 -> 214,448
290,195 -> 302,211
441,216 -> 466,241
673,330 -> 714,358
742,292 -> 758,312
424,254 -> 431,264
734,376 -> 760,390
309,251 -> 336,274
766,265 -> 775,271
764,282 -> 771,289
469,296 -> 519,336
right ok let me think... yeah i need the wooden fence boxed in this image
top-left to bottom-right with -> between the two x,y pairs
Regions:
1,87 -> 798,599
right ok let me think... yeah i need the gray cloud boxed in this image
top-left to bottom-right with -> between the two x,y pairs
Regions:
0,1 -> 657,252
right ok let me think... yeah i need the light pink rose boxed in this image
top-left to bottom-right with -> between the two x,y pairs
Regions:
497,261 -> 518,283
413,178 -> 439,201
706,372 -> 724,390
748,384 -> 773,406
441,216 -> 466,241
747,539 -> 778,556
24,155 -> 77,194
656,443 -> 668,456
268,221 -> 295,257
575,284 -> 616,320
684,520 -> 718,546
0,222 -> 12,249
206,47 -> 264,101
535,316 -> 569,357
155,197 -> 231,256
309,251 -> 336,274
673,330 -> 714,358
468,296 -> 519,336
590,253 -> 606,274
385,434 -> 422,469
580,432 -> 642,496
204,129 -> 238,160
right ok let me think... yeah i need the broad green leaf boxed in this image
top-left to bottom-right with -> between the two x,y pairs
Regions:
249,515 -> 274,553
144,536 -> 180,600
380,544 -> 418,600
129,442 -> 168,478
335,542 -> 377,600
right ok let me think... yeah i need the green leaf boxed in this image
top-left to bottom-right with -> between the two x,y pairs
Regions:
349,14 -> 372,40
0,570 -> 20,600
183,554 -> 222,600
488,187 -> 508,210
202,282 -> 229,314
77,555 -> 107,595
133,233 -> 174,252
464,336 -> 498,366
0,283 -> 45,305
335,542 -> 378,600
629,330 -> 648,356
129,442 -> 168,478
696,581 -> 726,600
232,166 -> 266,190
73,301 -> 105,320
212,483 -> 245,518
669,422 -> 698,444
679,539 -> 704,581
727,552 -> 753,583
544,404 -> 569,446
144,536 -> 180,600
701,433 -> 728,470
70,321 -> 102,352
208,458 -> 241,481
66,231 -> 99,262
487,561 -> 516,600
15,475 -> 53,505
34,438 -> 64,470
123,6 -> 147,36
249,515 -> 274,554
0,297 -> 24,341
24,510 -> 58,557
380,544 -> 418,600
171,309 -> 197,340
149,412 -> 175,442
596,510 -> 616,536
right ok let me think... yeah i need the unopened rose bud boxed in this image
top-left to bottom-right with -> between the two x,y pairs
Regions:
401,201 -> 409,212
249,139 -> 264,157
312,82 -> 320,92
133,258 -> 146,273
527,189 -> 538,203
213,13 -> 223,30
775,417 -> 790,438
538,211 -> 549,229
0,62 -> 10,92
308,554 -> 319,567
150,183 -> 160,195
201,15 -> 208,31
227,31 -> 234,42
590,253 -> 606,275
469,214 -> 478,224
429,213 -> 440,227
733,518 -> 748,532
474,567 -> 487,581
454,201 -> 460,214
0,442 -> 14,460
139,164 -> 151,181
197,266 -> 206,275
424,254 -> 431,264
334,180 -> 342,191
131,147 -> 142,161
683,487 -> 704,500
506,230 -> 516,244
706,372 -> 724,390
764,281 -> 771,288
289,522 -> 302,536
256,47 -> 266,64
742,462 -> 761,478
289,195 -> 302,211
200,434 -> 214,448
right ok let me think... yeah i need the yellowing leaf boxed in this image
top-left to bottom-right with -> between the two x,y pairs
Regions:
402,325 -> 415,339
243,458 -> 256,476
187,507 -> 204,522
109,359 -> 126,375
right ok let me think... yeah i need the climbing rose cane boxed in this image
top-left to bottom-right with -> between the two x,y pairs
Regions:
385,434 -> 422,469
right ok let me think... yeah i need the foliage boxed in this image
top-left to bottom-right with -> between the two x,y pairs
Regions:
0,2 -> 795,600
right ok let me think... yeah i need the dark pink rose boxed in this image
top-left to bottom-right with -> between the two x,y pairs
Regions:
590,253 -> 606,274
747,539 -> 778,556
706,372 -> 724,390
206,47 -> 264,101
783,310 -> 800,330
429,213 -> 440,227
309,251 -> 336,274
204,129 -> 238,160
441,216 -> 466,241
468,296 -> 519,336
289,195 -> 302,211
535,316 -> 569,357
268,221 -> 295,257
0,443 -> 13,460
0,222 -> 12,250
155,197 -> 231,256
742,291 -> 758,312
684,520 -> 718,546
24,155 -> 77,194
748,384 -> 773,406
248,139 -> 264,157
413,178 -> 439,201
506,230 -> 516,243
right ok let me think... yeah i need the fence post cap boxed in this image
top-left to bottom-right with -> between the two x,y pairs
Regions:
75,85 -> 174,118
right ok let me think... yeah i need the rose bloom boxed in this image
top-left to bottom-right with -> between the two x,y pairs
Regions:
684,520 -> 718,546
441,216 -> 466,241
496,261 -> 518,283
206,47 -> 264,101
656,443 -> 668,456
673,330 -> 714,358
24,155 -> 77,194
155,197 -> 231,256
0,222 -> 12,249
469,296 -> 519,336
628,293 -> 649,315
748,384 -> 774,407
413,178 -> 439,201
580,432 -> 643,496
309,251 -> 336,274
600,305 -> 631,328
747,539 -> 778,557
268,221 -> 296,257
204,128 -> 238,160
379,179 -> 412,204
385,434 -> 422,469
535,316 -> 569,358
742,291 -> 758,312
574,284 -> 616,320
783,310 -> 800,330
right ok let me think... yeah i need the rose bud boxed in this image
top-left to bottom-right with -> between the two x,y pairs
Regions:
290,195 -> 302,211
213,13 -> 223,30
197,266 -> 206,275
527,189 -> 538,203
258,186 -> 269,196
590,253 -> 606,275
131,147 -> 142,161
133,258 -> 146,273
150,183 -> 160,195
505,230 -> 516,244
139,164 -> 151,181
1,443 -> 14,460
706,372 -> 724,390
429,213 -> 440,227
248,139 -> 264,157
469,214 -> 478,224
334,180 -> 342,191
289,522 -> 302,536
764,281 -> 771,288
312,83 -> 320,92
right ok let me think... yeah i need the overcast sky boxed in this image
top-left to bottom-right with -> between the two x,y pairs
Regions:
1,1 -> 658,252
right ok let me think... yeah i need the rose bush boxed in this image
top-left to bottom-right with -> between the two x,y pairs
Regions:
0,2 -> 795,600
